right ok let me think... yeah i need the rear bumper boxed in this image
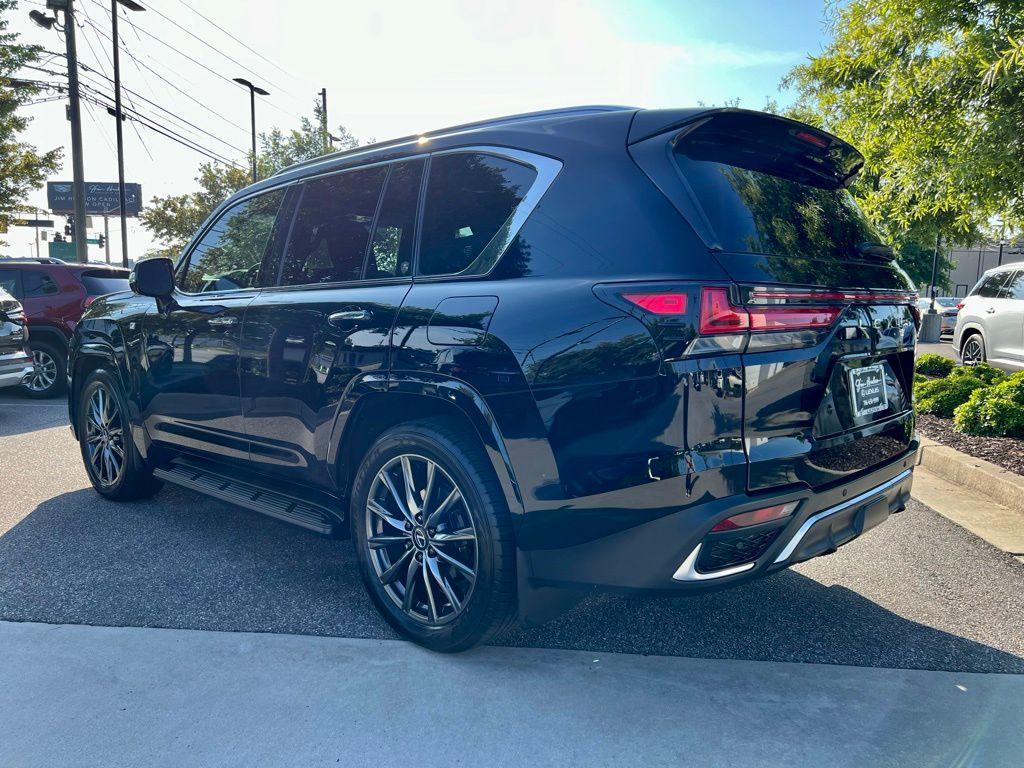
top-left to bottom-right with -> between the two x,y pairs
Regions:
524,440 -> 917,595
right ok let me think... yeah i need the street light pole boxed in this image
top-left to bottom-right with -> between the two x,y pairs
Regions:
233,78 -> 269,183
110,0 -> 144,268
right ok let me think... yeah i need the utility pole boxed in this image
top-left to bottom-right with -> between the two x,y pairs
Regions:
62,0 -> 89,263
103,214 -> 111,264
110,0 -> 143,268
320,87 -> 329,153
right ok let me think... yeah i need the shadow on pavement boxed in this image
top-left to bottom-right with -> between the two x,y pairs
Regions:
2,484 -> 1022,674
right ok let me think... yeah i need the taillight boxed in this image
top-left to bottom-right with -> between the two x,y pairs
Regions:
956,303 -> 964,310
699,287 -> 748,333
711,501 -> 799,532
83,296 -> 96,308
699,287 -> 840,334
622,292 -> 687,315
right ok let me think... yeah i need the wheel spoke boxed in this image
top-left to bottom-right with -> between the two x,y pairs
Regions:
368,534 -> 408,550
381,469 -> 415,525
400,456 -> 420,517
380,548 -> 413,585
433,528 -> 476,545
421,558 -> 438,622
401,556 -> 419,612
368,499 -> 406,532
433,546 -> 475,581
427,555 -> 461,612
421,460 -> 436,518
425,487 -> 461,529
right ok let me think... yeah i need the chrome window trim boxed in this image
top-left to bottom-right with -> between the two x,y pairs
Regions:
772,469 -> 911,564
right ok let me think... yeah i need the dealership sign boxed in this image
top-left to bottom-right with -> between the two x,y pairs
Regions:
47,181 -> 143,216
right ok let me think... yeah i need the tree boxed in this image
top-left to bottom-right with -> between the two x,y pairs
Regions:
783,0 -> 1024,286
0,0 -> 61,236
140,103 -> 359,253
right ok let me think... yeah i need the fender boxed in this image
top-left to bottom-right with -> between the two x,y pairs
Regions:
68,324 -> 136,441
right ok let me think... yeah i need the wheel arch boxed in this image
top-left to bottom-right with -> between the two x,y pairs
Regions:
68,344 -> 125,438
332,375 -> 525,521
958,323 -> 985,353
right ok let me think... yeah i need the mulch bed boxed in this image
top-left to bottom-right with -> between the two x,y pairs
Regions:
917,412 -> 1024,477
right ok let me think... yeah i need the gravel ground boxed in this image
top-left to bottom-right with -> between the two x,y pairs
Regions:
2,393 -> 1024,673
918,413 -> 1024,476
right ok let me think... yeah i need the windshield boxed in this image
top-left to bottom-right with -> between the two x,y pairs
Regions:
672,115 -> 883,261
81,272 -> 130,296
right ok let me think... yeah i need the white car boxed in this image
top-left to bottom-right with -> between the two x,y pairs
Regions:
953,262 -> 1024,371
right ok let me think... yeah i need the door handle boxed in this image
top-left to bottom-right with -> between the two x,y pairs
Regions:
985,307 -> 996,314
328,309 -> 371,326
208,315 -> 238,326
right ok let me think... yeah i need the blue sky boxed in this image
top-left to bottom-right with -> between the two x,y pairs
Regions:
8,0 -> 832,256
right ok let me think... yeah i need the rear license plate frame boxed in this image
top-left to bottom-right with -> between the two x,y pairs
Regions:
848,363 -> 888,417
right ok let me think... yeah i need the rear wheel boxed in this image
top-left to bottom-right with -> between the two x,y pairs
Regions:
351,420 -> 517,652
20,341 -> 65,398
77,369 -> 162,500
961,332 -> 986,365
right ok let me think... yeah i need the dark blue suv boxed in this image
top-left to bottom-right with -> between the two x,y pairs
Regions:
69,106 -> 918,651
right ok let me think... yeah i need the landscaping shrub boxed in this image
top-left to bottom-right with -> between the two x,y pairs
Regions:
915,353 -> 954,377
953,372 -> 1024,437
914,372 -> 927,385
949,362 -> 1005,385
914,375 -> 987,418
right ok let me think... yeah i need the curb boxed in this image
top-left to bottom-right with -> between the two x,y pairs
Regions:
917,436 -> 1024,516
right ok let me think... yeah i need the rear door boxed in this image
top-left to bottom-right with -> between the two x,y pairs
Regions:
239,159 -> 423,488
987,270 -> 1024,363
641,111 -> 917,493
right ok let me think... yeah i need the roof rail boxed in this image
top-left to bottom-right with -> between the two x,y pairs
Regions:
273,104 -> 634,177
0,257 -> 64,264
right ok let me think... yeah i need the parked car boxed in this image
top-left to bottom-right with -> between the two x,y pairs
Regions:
69,106 -> 919,651
953,263 -> 1024,370
0,286 -> 33,390
0,258 -> 130,397
916,296 -> 959,336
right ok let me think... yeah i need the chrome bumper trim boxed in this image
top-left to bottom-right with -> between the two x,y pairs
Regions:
0,364 -> 33,388
672,543 -> 756,582
772,469 -> 912,564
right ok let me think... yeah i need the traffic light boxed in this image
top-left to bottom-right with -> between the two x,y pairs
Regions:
64,216 -> 73,237
97,234 -> 106,248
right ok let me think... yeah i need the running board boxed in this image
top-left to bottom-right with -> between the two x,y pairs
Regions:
154,461 -> 336,535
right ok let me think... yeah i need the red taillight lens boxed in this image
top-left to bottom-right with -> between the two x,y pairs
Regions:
711,501 -> 799,532
747,306 -> 840,331
622,292 -> 687,315
83,296 -> 96,308
699,287 -> 749,333
956,303 -> 964,310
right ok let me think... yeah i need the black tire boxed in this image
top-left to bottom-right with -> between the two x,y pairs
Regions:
961,332 -> 986,365
350,419 -> 517,652
20,340 -> 66,399
77,368 -> 162,501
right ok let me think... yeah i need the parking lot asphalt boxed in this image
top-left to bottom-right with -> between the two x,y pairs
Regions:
2,391 -> 1023,674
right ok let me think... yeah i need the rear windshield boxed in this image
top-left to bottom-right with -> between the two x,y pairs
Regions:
672,114 -> 882,261
81,271 -> 130,296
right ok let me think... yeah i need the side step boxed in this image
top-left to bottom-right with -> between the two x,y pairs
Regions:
154,460 -> 337,535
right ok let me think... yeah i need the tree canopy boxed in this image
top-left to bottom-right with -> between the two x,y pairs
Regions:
784,0 -> 1024,286
0,0 -> 61,237
140,105 -> 358,256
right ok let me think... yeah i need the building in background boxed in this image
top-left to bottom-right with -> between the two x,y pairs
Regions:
945,242 -> 1024,297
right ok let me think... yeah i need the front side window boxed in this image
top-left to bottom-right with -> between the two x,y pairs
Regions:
367,159 -> 425,279
974,272 -> 1012,299
23,271 -> 59,298
279,165 -> 388,286
178,189 -> 285,294
419,153 -> 537,277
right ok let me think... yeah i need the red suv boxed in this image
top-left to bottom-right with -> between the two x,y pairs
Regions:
0,258 -> 130,397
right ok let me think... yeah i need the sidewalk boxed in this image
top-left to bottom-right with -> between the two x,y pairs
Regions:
1,621 -> 1021,767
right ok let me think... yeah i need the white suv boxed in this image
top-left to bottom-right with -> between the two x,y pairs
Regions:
953,262 -> 1024,370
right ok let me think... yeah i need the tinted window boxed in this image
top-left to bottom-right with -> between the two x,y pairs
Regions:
367,160 -> 424,279
81,271 -> 130,296
279,166 -> 388,286
672,118 -> 881,260
178,190 -> 285,293
0,270 -> 20,299
974,272 -> 1011,299
419,153 -> 537,277
23,271 -> 60,297
1004,271 -> 1024,300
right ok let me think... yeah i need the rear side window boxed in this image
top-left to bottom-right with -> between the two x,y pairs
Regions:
279,166 -> 388,286
1003,270 -> 1024,300
367,159 -> 425,279
0,270 -> 20,299
671,114 -> 879,260
419,153 -> 537,277
973,272 -> 1012,299
178,189 -> 285,293
23,271 -> 60,298
80,271 -> 130,296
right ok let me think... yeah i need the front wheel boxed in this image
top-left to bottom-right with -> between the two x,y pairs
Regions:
351,420 -> 517,652
77,369 -> 162,500
20,341 -> 65,398
961,333 -> 986,365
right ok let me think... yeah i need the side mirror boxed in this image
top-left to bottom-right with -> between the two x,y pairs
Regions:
130,257 -> 175,298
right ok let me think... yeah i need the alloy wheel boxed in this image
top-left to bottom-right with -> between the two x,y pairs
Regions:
962,336 -> 984,365
365,454 -> 478,626
84,385 -> 125,488
26,349 -> 57,392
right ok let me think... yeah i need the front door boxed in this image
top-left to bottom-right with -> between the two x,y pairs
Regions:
240,159 -> 425,488
986,270 -> 1024,363
140,187 -> 288,462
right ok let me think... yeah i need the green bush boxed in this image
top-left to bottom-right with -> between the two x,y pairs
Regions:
915,353 -> 954,377
949,362 -> 1005,385
914,375 -> 987,418
953,372 -> 1024,436
914,372 -> 928,385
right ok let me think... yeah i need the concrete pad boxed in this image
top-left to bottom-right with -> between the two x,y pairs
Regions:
918,436 -> 1024,516
1,621 -> 1021,768
913,466 -> 1024,556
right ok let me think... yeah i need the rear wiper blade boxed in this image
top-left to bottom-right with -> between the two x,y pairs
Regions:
856,242 -> 894,259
